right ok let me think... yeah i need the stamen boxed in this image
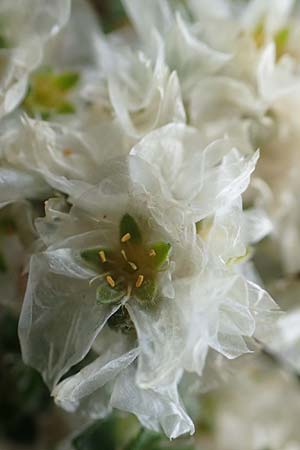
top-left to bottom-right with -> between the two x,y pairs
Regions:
121,249 -> 128,261
135,274 -> 144,288
149,249 -> 156,257
106,275 -> 116,288
99,250 -> 106,263
128,261 -> 138,271
121,233 -> 131,243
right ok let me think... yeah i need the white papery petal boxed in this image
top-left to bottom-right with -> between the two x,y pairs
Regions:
19,253 -> 120,388
0,166 -> 49,208
111,365 -> 194,439
53,340 -> 138,415
0,0 -> 71,117
127,298 -> 186,390
130,124 -> 258,225
121,0 -> 173,41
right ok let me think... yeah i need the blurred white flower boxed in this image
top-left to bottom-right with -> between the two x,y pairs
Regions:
0,0 -> 71,118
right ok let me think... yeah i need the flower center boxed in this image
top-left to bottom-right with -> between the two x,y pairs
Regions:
23,69 -> 79,119
81,214 -> 171,306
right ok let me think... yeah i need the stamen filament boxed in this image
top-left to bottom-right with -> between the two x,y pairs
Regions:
89,273 -> 107,286
121,249 -> 128,261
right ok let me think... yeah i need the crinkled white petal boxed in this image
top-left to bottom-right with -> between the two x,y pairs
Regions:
110,365 -> 194,439
19,252 -> 120,388
127,298 -> 186,390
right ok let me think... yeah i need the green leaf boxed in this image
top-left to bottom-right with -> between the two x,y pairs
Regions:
150,242 -> 171,268
120,214 -> 142,243
0,34 -> 8,49
0,251 -> 7,273
54,72 -> 79,90
72,418 -> 117,450
96,283 -> 124,304
124,430 -> 162,450
80,247 -> 104,269
135,279 -> 157,304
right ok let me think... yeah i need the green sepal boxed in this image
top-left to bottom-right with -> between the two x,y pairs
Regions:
96,283 -> 124,305
54,72 -> 79,91
135,279 -> 157,304
80,247 -> 108,270
57,101 -> 76,114
149,241 -> 171,268
0,252 -> 7,273
275,27 -> 289,57
120,214 -> 142,243
40,111 -> 51,121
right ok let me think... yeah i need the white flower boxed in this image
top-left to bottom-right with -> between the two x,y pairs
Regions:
198,354 -> 300,450
0,0 -> 71,118
18,125 -> 277,437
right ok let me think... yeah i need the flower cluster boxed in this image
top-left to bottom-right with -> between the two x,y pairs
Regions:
4,0 -> 300,443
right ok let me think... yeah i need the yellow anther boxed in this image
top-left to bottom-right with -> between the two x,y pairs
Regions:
106,275 -> 115,288
128,261 -> 138,271
135,274 -> 144,288
99,250 -> 106,263
121,233 -> 131,243
149,249 -> 156,257
121,249 -> 128,261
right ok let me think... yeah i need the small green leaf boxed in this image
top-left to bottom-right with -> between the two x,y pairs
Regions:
0,251 -> 7,273
96,283 -> 124,304
80,247 -> 104,269
150,242 -> 171,268
124,428 -> 195,450
54,72 -> 79,90
120,214 -> 142,243
135,279 -> 157,304
124,429 -> 162,450
72,418 -> 117,450
0,34 -> 8,49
